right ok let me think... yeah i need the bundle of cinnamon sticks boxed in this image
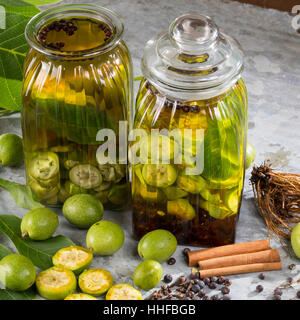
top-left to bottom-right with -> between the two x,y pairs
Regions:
187,240 -> 282,278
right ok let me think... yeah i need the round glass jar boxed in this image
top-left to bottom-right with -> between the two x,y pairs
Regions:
131,14 -> 248,246
22,4 -> 133,209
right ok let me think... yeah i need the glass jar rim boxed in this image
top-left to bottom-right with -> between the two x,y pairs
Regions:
25,4 -> 124,59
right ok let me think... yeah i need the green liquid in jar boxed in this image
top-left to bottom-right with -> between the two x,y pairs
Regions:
22,17 -> 132,208
131,79 -> 248,246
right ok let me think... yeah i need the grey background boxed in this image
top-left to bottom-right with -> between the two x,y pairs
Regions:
0,0 -> 300,299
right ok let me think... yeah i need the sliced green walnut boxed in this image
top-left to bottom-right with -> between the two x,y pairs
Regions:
139,184 -> 164,202
163,186 -> 188,200
29,180 -> 59,200
65,293 -> 97,300
199,188 -> 221,204
199,199 -> 233,220
224,188 -> 240,212
206,172 -> 240,190
36,267 -> 76,300
134,164 -> 147,186
142,164 -> 177,188
106,284 -> 143,300
65,181 -> 88,195
97,163 -> 125,183
52,246 -> 93,275
28,152 -> 59,181
139,134 -> 179,162
167,199 -> 196,220
78,269 -> 113,296
64,159 -> 79,170
69,164 -> 102,190
177,173 -> 206,194
107,184 -> 129,205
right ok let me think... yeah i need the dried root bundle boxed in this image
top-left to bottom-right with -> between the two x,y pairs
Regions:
251,164 -> 300,239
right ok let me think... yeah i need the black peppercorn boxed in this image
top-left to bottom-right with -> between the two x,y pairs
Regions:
288,264 -> 296,270
167,257 -> 176,265
256,285 -> 264,293
163,274 -> 172,283
258,273 -> 265,280
198,289 -> 205,298
208,282 -> 217,290
189,272 -> 199,280
274,288 -> 282,296
223,294 -> 231,300
203,277 -> 210,285
195,280 -> 205,289
221,286 -> 230,295
224,279 -> 232,287
210,276 -> 218,283
211,294 -> 220,300
183,248 -> 191,256
296,290 -> 300,298
191,284 -> 200,293
217,276 -> 226,284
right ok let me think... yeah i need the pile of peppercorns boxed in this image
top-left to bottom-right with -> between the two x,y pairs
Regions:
38,19 -> 112,50
148,273 -> 232,300
148,248 -> 232,300
38,19 -> 78,50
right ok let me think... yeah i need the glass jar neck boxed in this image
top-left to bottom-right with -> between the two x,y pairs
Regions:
25,4 -> 124,61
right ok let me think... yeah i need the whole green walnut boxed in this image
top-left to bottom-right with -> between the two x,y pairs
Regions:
138,229 -> 177,262
0,254 -> 36,291
21,208 -> 59,240
0,133 -> 23,166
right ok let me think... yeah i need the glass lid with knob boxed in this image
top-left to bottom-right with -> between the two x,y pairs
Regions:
141,13 -> 244,99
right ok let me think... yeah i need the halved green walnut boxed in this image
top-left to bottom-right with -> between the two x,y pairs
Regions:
28,180 -> 59,200
139,134 -> 179,162
177,172 -> 206,194
28,152 -> 59,181
106,284 -> 143,300
36,267 -> 76,300
78,268 -> 113,296
52,246 -> 93,275
163,186 -> 188,200
142,164 -> 177,188
167,199 -> 196,220
224,188 -> 239,212
139,184 -> 164,202
199,199 -> 233,219
69,164 -> 102,189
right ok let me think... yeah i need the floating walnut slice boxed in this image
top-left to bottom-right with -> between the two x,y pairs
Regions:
250,163 -> 300,240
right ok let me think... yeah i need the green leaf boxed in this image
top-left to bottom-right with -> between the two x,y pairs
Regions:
0,215 -> 74,270
0,0 -> 40,111
0,243 -> 12,259
23,0 -> 61,5
0,178 -> 44,210
0,287 -> 36,300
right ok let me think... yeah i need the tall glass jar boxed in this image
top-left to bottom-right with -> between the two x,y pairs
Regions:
131,14 -> 248,246
22,4 -> 133,210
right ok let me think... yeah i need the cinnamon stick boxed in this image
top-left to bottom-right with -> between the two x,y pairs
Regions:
188,239 -> 270,266
198,249 -> 280,270
199,261 -> 282,278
